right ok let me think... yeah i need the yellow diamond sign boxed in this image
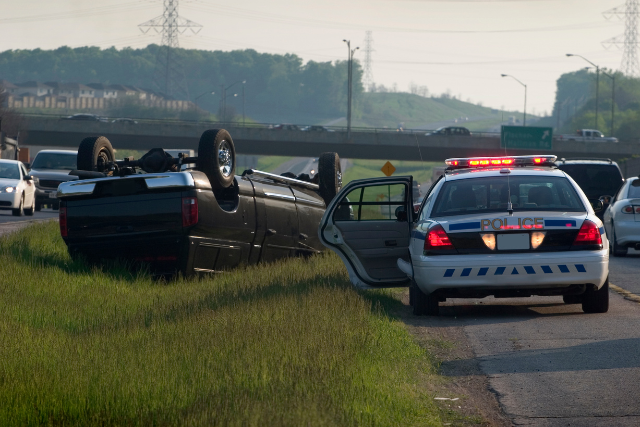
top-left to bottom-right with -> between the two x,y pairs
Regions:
381,161 -> 396,177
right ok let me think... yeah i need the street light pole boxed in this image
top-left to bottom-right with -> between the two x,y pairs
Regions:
567,54 -> 599,130
220,80 -> 246,125
343,39 -> 359,139
501,74 -> 527,126
195,90 -> 215,110
601,70 -> 616,136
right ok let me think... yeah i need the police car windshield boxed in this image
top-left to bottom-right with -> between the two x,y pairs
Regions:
431,176 -> 585,217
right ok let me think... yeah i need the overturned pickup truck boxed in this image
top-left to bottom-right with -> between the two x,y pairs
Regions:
57,129 -> 342,275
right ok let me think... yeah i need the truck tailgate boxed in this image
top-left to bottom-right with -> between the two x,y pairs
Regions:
66,192 -> 184,239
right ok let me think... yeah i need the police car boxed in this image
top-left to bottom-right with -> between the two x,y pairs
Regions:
319,155 -> 609,316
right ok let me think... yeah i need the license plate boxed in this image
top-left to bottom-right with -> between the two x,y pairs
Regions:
497,233 -> 529,250
49,192 -> 57,199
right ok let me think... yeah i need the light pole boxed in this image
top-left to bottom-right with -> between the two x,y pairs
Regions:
501,74 -> 527,126
601,70 -> 616,136
567,53 -> 599,130
220,80 -> 246,124
343,39 -> 359,139
195,90 -> 215,110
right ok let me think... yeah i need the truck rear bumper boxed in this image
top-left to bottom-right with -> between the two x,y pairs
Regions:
65,233 -> 188,274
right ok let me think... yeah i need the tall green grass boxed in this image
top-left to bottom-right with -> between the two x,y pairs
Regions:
0,222 -> 445,426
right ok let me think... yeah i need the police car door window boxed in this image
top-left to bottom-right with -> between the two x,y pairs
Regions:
333,184 -> 407,221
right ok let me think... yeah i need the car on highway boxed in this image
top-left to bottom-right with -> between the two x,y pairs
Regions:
112,118 -> 138,124
603,176 -> 640,257
320,155 -> 610,316
556,158 -> 624,220
62,113 -> 109,122
28,150 -> 78,211
57,129 -> 342,276
269,124 -> 300,131
301,125 -> 334,132
0,159 -> 36,216
425,126 -> 471,136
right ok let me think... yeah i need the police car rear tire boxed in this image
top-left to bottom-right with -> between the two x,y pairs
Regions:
412,284 -> 439,316
582,277 -> 609,314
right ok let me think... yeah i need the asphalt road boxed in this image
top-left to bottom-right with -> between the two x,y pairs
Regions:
425,254 -> 640,426
0,208 -> 58,236
272,157 -> 350,178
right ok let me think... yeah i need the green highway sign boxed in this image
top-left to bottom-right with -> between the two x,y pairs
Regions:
501,126 -> 553,150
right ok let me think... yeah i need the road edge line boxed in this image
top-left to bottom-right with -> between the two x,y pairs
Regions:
610,283 -> 640,304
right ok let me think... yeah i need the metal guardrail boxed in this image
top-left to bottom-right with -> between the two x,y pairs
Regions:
19,113 -> 501,138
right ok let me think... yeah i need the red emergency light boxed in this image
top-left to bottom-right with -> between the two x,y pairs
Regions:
445,155 -> 557,169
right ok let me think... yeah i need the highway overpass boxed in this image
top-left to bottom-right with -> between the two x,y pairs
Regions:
21,116 -> 639,162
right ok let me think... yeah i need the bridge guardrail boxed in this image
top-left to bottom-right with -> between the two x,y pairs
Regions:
19,113 -> 501,138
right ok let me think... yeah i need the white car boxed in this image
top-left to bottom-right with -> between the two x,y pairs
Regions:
603,176 -> 640,257
0,160 -> 36,216
319,155 -> 610,315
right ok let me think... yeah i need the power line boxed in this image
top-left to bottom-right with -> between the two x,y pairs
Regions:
139,0 -> 202,99
603,0 -> 640,77
362,31 -> 374,91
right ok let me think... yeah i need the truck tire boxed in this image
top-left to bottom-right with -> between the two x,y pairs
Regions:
197,129 -> 236,190
12,194 -> 24,216
318,152 -> 342,206
582,277 -> 609,313
77,136 -> 115,172
611,228 -> 627,257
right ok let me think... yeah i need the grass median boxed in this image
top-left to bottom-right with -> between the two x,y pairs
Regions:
0,221 -> 447,426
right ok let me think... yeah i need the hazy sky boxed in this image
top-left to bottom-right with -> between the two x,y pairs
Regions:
0,0 -> 630,115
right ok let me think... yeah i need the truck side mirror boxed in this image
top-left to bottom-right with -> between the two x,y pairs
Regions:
592,200 -> 604,213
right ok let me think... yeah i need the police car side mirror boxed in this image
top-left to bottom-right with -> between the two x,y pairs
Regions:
592,200 -> 604,213
395,206 -> 408,222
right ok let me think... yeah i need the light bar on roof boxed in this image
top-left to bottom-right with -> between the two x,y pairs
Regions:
445,155 -> 557,169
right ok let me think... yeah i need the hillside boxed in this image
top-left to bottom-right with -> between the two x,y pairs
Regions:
332,92 -> 528,131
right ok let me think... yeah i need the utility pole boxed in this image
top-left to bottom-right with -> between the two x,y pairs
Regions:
362,31 -> 374,91
139,0 -> 202,100
343,39 -> 359,139
602,70 -> 617,135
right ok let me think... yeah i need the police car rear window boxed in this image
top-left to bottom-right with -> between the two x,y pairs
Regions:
431,176 -> 585,217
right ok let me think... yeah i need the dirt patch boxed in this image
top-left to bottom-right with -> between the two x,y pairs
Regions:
395,290 -> 512,426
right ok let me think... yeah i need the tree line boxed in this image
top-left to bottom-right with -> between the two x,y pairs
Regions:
551,68 -> 640,141
0,45 -> 363,124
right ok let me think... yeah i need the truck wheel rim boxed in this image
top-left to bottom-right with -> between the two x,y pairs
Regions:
218,140 -> 233,177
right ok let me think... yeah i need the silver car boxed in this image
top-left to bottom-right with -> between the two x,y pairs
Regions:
603,176 -> 640,256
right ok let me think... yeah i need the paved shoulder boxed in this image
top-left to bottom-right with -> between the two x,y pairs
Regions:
439,294 -> 640,426
0,217 -> 57,237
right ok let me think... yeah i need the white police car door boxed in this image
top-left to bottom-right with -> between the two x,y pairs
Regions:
319,176 -> 413,289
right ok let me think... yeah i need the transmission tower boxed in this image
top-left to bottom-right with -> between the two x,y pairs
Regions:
603,0 -> 640,77
139,0 -> 202,100
362,31 -> 374,91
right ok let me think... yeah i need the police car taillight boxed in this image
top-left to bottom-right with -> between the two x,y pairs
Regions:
572,220 -> 602,246
622,205 -> 634,214
445,155 -> 557,169
424,224 -> 455,251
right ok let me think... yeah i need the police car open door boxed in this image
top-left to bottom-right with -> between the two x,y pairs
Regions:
319,176 -> 413,289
